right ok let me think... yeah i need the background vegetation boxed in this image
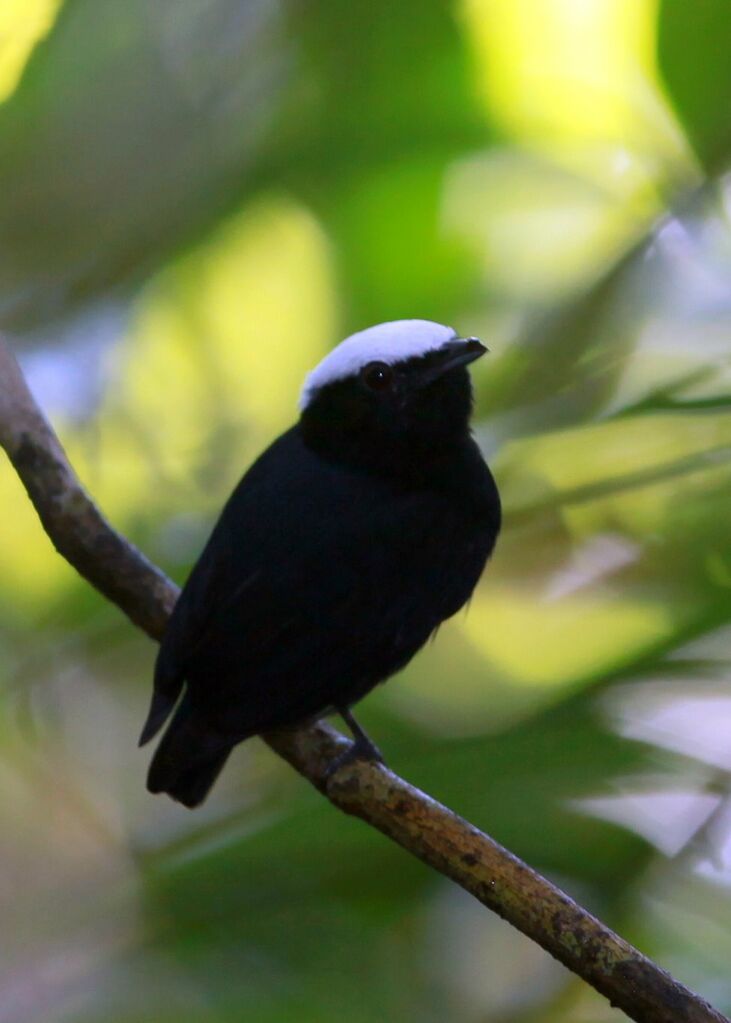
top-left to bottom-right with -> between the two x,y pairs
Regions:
2,1 -> 731,1020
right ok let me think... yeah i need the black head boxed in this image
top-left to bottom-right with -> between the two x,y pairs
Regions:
299,320 -> 486,478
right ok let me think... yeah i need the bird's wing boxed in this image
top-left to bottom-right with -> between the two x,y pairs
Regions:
140,428 -> 298,741
141,427 -> 399,741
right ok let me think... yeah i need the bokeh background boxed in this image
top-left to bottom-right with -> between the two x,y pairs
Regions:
2,1 -> 731,1020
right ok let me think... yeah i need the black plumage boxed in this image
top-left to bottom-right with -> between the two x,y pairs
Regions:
141,325 -> 501,806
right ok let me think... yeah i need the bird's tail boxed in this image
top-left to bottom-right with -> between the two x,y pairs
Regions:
146,696 -> 232,809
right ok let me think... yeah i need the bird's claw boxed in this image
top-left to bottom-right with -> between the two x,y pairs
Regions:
324,735 -> 385,780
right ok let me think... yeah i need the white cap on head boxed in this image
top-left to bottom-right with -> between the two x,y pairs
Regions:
300,319 -> 457,410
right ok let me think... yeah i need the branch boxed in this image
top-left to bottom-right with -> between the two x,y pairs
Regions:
0,335 -> 727,1023
0,343 -> 175,636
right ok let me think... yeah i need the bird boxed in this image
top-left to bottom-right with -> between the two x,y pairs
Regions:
140,319 -> 501,807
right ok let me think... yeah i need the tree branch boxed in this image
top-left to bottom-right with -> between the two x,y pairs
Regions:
0,335 -> 727,1023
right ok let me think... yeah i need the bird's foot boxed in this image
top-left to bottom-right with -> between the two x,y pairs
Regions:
324,733 -> 385,780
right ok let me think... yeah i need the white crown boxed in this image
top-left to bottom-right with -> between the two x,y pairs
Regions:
300,319 -> 456,410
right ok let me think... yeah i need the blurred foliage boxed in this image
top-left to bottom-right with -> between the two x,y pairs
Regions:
2,2 -> 731,1021
0,0 -> 61,102
658,0 -> 731,173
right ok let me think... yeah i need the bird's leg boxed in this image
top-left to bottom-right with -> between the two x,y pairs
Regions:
325,707 -> 385,778
340,707 -> 384,762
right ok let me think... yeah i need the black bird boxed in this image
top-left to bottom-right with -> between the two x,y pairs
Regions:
140,319 -> 501,807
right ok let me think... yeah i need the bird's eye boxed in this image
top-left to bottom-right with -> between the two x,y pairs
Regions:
361,361 -> 394,392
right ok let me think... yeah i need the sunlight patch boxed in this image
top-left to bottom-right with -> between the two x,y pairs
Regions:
0,0 -> 62,103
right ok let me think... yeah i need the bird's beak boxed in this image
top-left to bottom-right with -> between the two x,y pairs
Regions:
442,337 -> 488,370
416,337 -> 487,388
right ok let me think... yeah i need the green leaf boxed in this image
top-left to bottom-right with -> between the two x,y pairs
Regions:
657,0 -> 731,173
